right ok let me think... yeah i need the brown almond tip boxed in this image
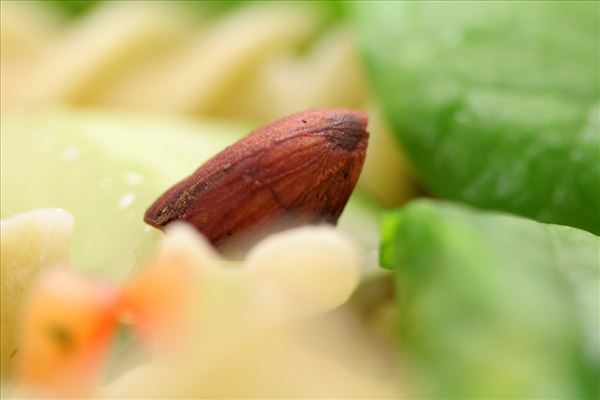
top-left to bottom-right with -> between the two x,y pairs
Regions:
320,109 -> 369,151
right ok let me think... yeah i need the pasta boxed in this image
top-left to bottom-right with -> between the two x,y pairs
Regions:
0,209 -> 74,378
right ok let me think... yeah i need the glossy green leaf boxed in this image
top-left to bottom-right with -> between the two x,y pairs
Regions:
380,200 -> 599,399
355,1 -> 600,234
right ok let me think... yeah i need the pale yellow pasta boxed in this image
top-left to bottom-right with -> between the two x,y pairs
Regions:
22,2 -> 191,106
0,2 -> 362,118
98,3 -> 318,114
0,1 -> 61,109
246,226 -> 360,315
0,208 -> 74,378
0,1 -> 60,56
220,25 -> 367,121
358,105 -> 419,206
98,224 -> 400,399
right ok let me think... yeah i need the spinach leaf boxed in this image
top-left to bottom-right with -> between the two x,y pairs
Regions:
355,1 -> 600,234
380,200 -> 599,399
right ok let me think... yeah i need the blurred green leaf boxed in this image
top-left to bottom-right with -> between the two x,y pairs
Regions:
355,1 -> 600,234
46,0 -> 347,20
381,200 -> 599,399
45,0 -> 99,16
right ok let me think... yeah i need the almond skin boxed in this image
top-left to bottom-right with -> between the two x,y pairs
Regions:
144,109 -> 369,249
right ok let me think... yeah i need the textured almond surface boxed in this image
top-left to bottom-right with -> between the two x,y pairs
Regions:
144,109 -> 369,248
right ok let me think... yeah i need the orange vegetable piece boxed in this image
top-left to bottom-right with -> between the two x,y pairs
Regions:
16,267 -> 121,396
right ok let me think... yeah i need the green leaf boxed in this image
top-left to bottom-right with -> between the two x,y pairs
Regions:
44,0 -> 100,16
354,1 -> 600,234
380,200 -> 599,399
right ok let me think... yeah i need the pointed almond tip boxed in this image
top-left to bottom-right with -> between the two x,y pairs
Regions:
309,108 -> 369,151
312,108 -> 369,128
342,109 -> 369,127
143,202 -> 169,230
143,209 -> 156,228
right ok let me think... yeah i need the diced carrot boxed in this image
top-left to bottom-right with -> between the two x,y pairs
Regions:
121,257 -> 192,348
16,267 -> 121,396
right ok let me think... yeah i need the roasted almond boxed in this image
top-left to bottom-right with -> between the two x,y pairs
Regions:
144,109 -> 369,249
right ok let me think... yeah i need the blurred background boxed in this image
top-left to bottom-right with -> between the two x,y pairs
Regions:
1,0 -> 417,207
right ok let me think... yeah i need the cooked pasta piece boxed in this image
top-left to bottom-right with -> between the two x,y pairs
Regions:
0,209 -> 74,378
23,2 -> 191,106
